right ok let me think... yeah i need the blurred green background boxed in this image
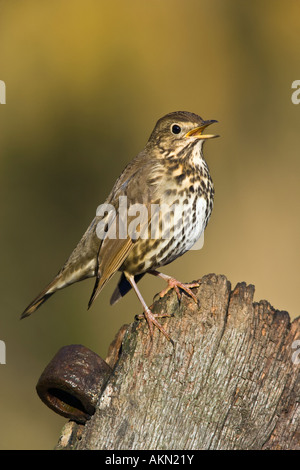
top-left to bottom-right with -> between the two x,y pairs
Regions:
0,0 -> 299,449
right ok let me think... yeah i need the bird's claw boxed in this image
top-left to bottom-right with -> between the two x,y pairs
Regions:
159,278 -> 200,304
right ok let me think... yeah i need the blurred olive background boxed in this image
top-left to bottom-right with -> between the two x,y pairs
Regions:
0,0 -> 299,449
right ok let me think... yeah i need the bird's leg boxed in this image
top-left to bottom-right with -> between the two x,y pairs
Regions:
124,272 -> 173,344
148,270 -> 199,304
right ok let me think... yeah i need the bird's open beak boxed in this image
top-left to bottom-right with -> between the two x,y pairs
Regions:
185,120 -> 219,140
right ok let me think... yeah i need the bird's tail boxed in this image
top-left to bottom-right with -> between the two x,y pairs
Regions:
21,290 -> 54,318
21,218 -> 100,319
20,275 -> 62,319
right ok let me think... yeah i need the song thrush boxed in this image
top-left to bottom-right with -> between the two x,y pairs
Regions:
21,111 -> 218,342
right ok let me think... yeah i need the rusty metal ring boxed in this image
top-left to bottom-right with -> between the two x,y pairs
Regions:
36,344 -> 112,424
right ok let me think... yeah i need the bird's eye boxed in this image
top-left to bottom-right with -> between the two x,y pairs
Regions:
171,124 -> 181,135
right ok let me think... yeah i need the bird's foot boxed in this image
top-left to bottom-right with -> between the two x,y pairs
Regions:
135,311 -> 173,320
150,271 -> 199,304
139,307 -> 174,345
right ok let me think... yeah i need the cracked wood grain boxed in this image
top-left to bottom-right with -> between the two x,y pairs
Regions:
56,274 -> 299,450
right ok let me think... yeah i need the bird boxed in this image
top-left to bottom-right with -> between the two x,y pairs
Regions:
21,111 -> 218,342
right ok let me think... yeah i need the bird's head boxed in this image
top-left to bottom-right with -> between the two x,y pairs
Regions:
147,111 -> 218,157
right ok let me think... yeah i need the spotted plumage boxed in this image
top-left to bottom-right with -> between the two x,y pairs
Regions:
21,111 -> 218,342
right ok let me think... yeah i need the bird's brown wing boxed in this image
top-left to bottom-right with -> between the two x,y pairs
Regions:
88,235 -> 135,308
88,157 -> 161,308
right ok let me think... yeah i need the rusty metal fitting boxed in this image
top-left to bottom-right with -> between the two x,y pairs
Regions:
36,344 -> 112,424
